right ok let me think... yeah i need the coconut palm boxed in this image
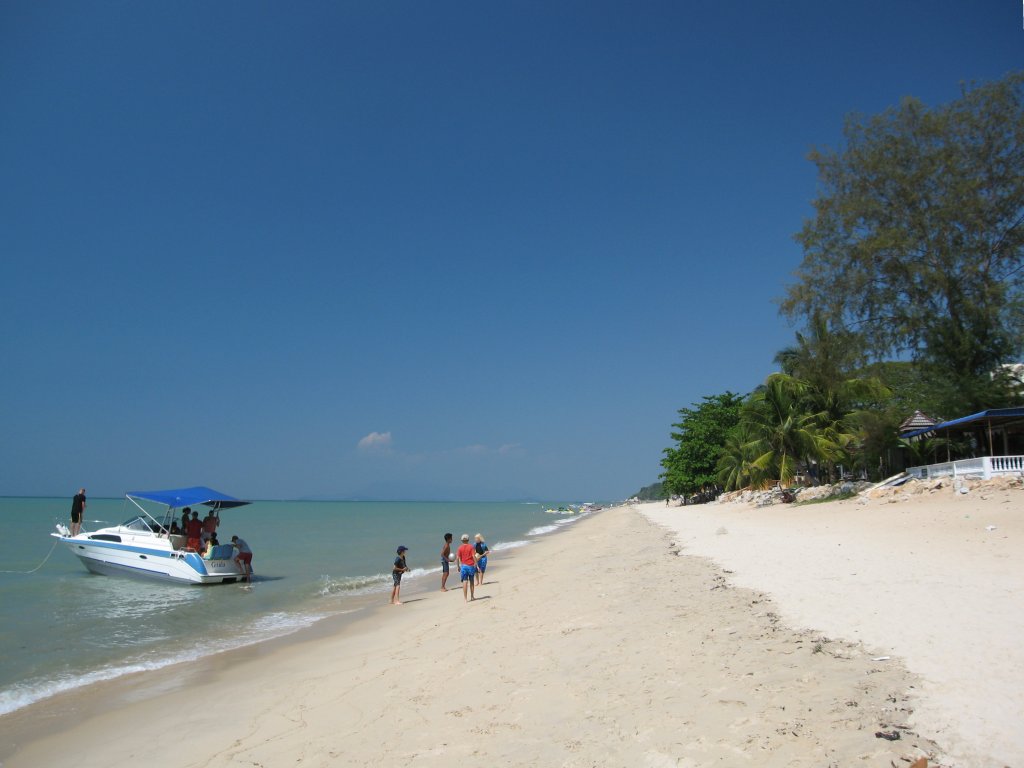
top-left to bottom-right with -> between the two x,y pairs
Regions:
740,374 -> 826,487
716,422 -> 765,491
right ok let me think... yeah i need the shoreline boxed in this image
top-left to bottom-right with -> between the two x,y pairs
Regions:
1,502 -> 944,767
0,531 -> 540,760
0,502 -> 572,724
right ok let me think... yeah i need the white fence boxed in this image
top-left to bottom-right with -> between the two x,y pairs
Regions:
907,455 -> 1024,481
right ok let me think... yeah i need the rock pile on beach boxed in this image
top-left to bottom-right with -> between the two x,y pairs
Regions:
715,481 -> 872,507
713,474 -> 1022,508
861,474 -> 1023,502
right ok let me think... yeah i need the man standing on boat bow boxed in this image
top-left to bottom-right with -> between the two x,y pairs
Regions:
70,488 -> 86,536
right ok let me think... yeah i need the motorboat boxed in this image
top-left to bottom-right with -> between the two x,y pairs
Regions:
544,505 -> 576,515
52,486 -> 253,585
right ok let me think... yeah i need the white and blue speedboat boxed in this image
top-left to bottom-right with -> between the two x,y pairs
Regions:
53,486 -> 253,585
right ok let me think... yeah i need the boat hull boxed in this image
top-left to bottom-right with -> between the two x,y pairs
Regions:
59,537 -> 248,585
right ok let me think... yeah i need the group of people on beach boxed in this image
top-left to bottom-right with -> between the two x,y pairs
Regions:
391,532 -> 490,605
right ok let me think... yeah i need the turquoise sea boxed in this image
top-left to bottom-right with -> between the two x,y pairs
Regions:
0,496 -> 598,717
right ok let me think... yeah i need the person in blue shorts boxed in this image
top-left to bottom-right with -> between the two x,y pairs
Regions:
440,532 -> 453,592
391,545 -> 409,605
474,533 -> 490,586
456,534 -> 477,602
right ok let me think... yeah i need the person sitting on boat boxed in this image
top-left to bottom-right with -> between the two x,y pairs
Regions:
185,511 -> 203,551
169,520 -> 181,536
201,534 -> 220,559
201,509 -> 219,543
231,535 -> 253,582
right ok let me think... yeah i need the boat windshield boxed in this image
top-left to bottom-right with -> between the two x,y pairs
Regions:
121,515 -> 164,533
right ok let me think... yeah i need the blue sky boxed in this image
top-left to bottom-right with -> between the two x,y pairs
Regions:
1,1 -> 1020,501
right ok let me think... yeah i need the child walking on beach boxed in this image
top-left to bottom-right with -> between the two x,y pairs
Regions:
474,533 -> 490,587
441,532 -> 453,592
391,546 -> 410,605
456,534 -> 477,602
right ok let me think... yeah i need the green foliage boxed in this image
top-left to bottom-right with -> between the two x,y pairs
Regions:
715,420 -> 766,492
660,392 -> 744,496
662,74 -> 1024,494
774,313 -> 866,391
782,72 -> 1024,414
714,372 -> 892,491
735,374 -> 828,487
633,481 -> 668,501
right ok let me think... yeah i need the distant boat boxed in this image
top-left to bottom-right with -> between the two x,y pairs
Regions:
53,486 -> 253,585
544,506 -> 576,515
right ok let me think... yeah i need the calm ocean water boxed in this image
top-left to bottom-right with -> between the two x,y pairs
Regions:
0,496 -> 597,716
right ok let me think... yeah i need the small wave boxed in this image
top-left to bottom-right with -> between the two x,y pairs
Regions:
245,610 -> 328,637
318,572 -> 389,596
490,540 -> 528,552
527,524 -> 559,536
0,608 -> 331,717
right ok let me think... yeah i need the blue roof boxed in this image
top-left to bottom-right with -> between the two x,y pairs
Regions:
902,407 -> 1024,439
126,486 -> 250,509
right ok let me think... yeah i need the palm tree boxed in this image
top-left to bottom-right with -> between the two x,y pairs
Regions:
741,374 -> 826,487
773,314 -> 864,391
716,422 -> 765,491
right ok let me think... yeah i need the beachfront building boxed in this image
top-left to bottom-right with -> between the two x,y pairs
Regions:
900,406 -> 1024,480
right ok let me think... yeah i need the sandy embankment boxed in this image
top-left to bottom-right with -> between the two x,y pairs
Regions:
639,481 -> 1024,768
3,502 -> 954,768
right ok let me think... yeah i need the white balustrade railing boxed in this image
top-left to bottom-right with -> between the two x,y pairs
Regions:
907,455 -> 1024,480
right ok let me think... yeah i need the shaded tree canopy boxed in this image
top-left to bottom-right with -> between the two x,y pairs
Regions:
660,392 -> 744,496
782,72 -> 1024,411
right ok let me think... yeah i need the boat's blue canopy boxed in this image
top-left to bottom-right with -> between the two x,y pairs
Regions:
126,486 -> 250,509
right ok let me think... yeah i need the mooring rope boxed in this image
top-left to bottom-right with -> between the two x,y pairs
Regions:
0,538 -> 61,574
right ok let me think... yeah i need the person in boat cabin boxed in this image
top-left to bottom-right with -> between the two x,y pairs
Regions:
180,507 -> 191,533
169,520 -> 181,536
185,511 -> 203,551
231,535 -> 253,582
201,509 -> 219,543
70,488 -> 86,536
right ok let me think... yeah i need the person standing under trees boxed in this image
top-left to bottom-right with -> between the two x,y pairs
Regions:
70,488 -> 86,536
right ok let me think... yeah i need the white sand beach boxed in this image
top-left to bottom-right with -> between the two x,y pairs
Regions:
2,482 -> 1020,768
640,480 -> 1024,767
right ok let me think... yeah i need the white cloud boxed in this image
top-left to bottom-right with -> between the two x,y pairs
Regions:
358,431 -> 393,452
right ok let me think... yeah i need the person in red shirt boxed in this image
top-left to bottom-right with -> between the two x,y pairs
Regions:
201,509 -> 219,544
456,533 -> 478,602
185,510 -> 203,551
